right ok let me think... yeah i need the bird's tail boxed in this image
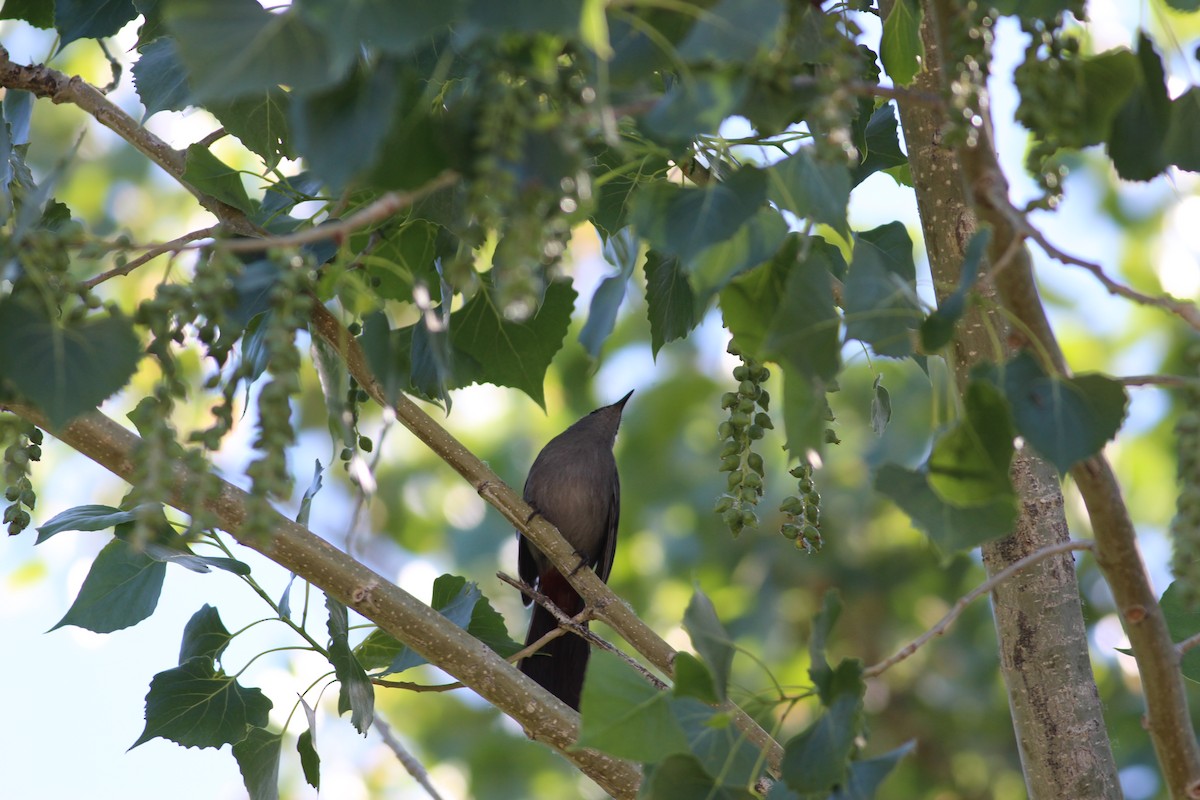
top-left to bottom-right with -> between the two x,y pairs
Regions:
520,599 -> 590,711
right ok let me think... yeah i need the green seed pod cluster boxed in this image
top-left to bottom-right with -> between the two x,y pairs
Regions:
243,257 -> 314,539
125,390 -> 187,546
779,462 -> 823,553
454,46 -> 589,314
339,378 -> 373,474
714,350 -> 774,537
1170,347 -> 1200,607
1012,18 -> 1082,196
2,420 -> 41,536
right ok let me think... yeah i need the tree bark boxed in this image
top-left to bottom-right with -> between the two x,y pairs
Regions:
885,1 -> 1122,795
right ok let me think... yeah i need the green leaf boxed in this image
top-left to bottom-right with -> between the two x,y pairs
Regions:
763,240 -> 843,382
325,594 -> 374,734
927,380 -> 1015,506
677,0 -> 784,63
874,463 -> 1017,551
781,368 -> 831,458
182,144 -> 254,214
844,222 -> 920,358
55,0 -> 138,48
208,90 -> 294,168
165,0 -> 342,101
1165,88 -> 1200,172
179,605 -> 234,664
880,0 -> 924,86
672,652 -> 719,704
356,575 -> 519,673
580,228 -> 639,358
133,38 -> 193,118
1106,34 -> 1171,181
722,234 -> 846,380
296,459 -> 324,527
362,220 -> 440,303
631,167 -> 767,264
671,699 -> 761,789
1,0 -> 54,28
381,575 -> 480,676
644,251 -> 699,356
232,726 -> 282,800
36,503 -> 145,542
463,587 -> 524,659
871,375 -> 892,436
682,588 -> 734,702
982,351 -> 1128,473
781,660 -> 864,793
451,280 -> 576,409
851,103 -> 908,187
462,0 -> 582,36
142,541 -> 252,575
920,229 -> 989,352
830,741 -> 917,800
766,148 -> 851,234
643,72 -> 749,143
1077,50 -> 1140,148
0,299 -> 142,429
809,590 -> 842,679
298,727 -> 321,790
578,650 -> 690,761
294,0 -> 461,62
592,149 -> 670,237
688,207 -> 788,304
134,658 -> 273,748
1165,0 -> 1200,9
289,63 -> 403,190
642,753 -> 756,799
51,538 -> 166,633
4,89 -> 33,146
1159,582 -> 1200,683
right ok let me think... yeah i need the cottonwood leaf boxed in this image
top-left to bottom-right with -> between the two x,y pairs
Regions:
133,658 -> 272,749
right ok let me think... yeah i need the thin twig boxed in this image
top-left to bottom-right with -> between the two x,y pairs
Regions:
497,572 -> 669,691
81,226 -> 218,289
1178,631 -> 1200,657
197,127 -> 227,149
863,539 -> 1096,678
983,184 -> 1200,333
216,171 -> 459,252
373,716 -> 447,800
1121,375 -> 1197,389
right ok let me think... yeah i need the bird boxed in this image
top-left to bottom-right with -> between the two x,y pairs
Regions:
517,390 -> 632,710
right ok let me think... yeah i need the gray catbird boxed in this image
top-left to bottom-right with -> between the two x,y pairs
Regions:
517,390 -> 632,710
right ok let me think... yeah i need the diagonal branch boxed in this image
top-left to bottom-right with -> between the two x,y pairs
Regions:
980,185 -> 1200,333
1,401 -> 643,798
1,44 -> 785,776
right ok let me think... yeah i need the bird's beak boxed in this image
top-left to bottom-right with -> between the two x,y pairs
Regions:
615,390 -> 634,410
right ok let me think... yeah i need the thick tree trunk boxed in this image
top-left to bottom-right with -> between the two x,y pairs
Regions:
885,2 -> 1121,795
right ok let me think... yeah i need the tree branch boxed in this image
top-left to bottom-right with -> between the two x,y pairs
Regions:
81,226 -> 219,289
3,44 -> 785,777
980,184 -> 1200,334
864,540 -> 1095,678
0,46 -> 257,235
497,571 -> 670,692
1,402 -> 643,798
943,12 -> 1200,795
